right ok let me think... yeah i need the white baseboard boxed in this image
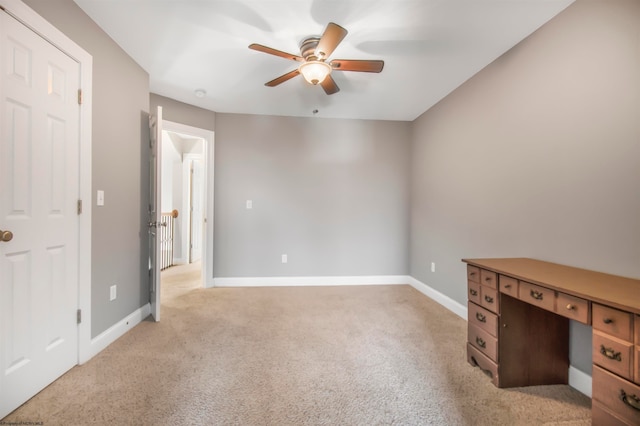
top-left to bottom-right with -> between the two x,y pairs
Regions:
85,303 -> 150,363
407,276 -> 468,320
213,275 -> 411,287
568,366 -> 592,397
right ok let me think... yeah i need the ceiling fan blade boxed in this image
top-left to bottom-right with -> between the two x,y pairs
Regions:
331,59 -> 384,73
265,69 -> 300,87
249,43 -> 304,62
315,22 -> 348,59
320,74 -> 340,95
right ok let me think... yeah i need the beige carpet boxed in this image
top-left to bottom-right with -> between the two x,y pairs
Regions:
3,263 -> 591,425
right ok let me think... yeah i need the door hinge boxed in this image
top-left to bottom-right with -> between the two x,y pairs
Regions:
77,89 -> 82,105
77,309 -> 82,324
77,199 -> 83,215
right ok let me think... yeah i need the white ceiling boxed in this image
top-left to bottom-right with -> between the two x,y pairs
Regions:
73,0 -> 574,121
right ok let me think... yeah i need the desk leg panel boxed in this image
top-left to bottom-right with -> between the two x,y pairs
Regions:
498,294 -> 569,388
467,343 -> 500,387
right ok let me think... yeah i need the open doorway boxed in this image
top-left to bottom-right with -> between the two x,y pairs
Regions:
158,119 -> 214,302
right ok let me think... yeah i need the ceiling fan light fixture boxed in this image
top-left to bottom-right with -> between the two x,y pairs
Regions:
250,22 -> 382,95
299,61 -> 332,85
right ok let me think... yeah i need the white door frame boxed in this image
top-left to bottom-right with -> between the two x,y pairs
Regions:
2,0 -> 93,364
149,107 -> 162,321
162,120 -> 214,288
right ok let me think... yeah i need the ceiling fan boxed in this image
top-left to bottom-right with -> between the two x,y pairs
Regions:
249,22 -> 384,95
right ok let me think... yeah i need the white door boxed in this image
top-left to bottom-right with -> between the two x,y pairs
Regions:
189,159 -> 203,263
0,10 -> 80,418
149,106 -> 162,321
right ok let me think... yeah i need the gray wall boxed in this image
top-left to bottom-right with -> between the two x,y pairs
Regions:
24,0 -> 151,337
410,0 -> 640,374
25,0 -> 639,378
214,113 -> 411,277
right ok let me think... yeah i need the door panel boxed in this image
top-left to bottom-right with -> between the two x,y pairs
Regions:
189,159 -> 203,263
1,10 -> 80,418
5,101 -> 31,212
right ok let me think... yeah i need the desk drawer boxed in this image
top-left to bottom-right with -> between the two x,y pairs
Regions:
467,265 -> 480,283
469,323 -> 498,362
519,281 -> 555,312
480,269 -> 497,289
592,400 -> 632,426
555,292 -> 590,324
468,302 -> 498,337
499,275 -> 518,297
467,343 -> 499,387
593,365 -> 640,426
468,280 -> 480,304
636,315 -> 639,385
593,330 -> 633,380
480,286 -> 499,314
593,304 -> 633,341
635,345 -> 640,385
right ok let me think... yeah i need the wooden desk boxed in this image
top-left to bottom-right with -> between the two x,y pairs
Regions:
462,258 -> 640,426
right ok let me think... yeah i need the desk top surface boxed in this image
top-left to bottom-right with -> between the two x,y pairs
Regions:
462,258 -> 640,314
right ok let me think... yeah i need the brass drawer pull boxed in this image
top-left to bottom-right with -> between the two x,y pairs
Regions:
530,290 -> 544,300
475,312 -> 486,323
603,318 -> 613,324
484,277 -> 492,282
469,289 -> 478,296
484,295 -> 494,303
469,272 -> 476,276
620,389 -> 640,411
469,356 -> 493,379
566,304 -> 575,310
600,344 -> 622,361
475,337 -> 486,348
503,284 -> 512,289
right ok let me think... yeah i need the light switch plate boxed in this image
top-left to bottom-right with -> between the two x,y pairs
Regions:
97,190 -> 105,206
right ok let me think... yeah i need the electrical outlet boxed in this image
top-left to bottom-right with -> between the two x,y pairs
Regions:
281,254 -> 288,264
110,285 -> 117,301
246,200 -> 252,209
431,262 -> 436,273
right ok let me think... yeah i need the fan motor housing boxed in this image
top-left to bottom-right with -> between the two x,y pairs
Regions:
299,37 -> 321,61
